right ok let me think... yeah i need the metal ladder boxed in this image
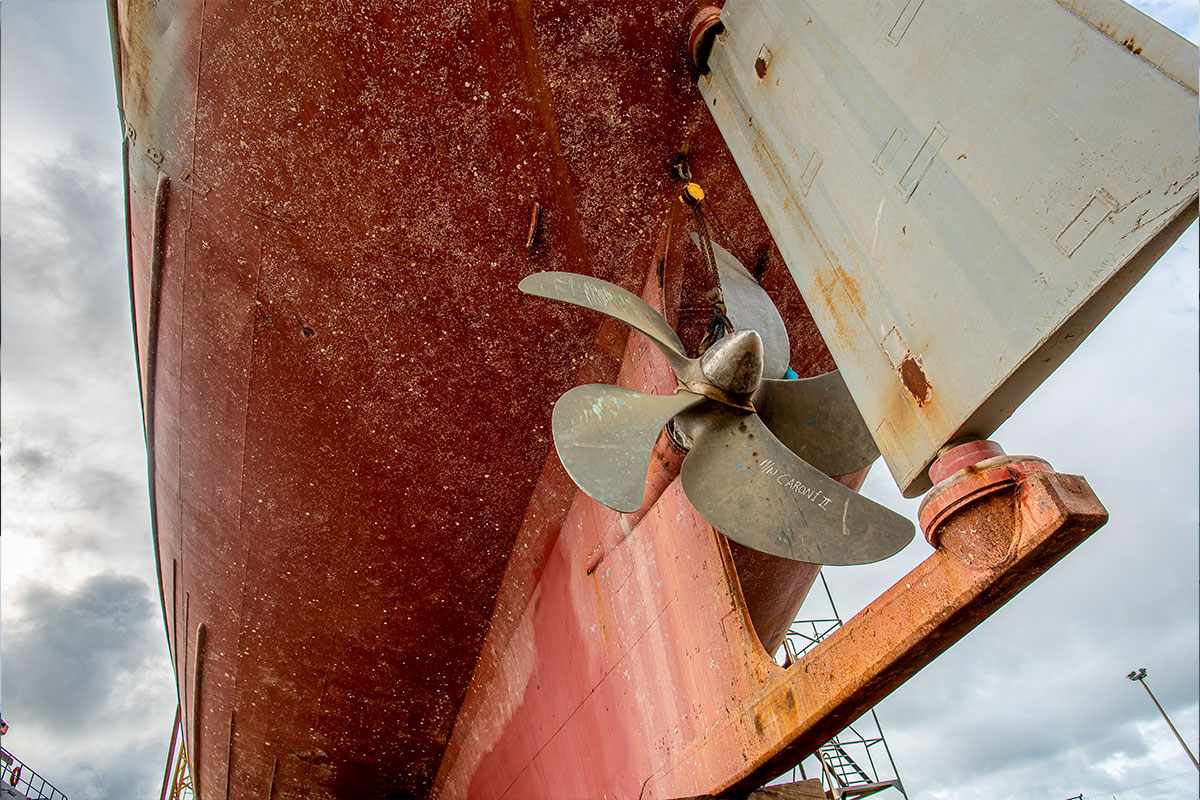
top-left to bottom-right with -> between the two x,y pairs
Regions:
817,740 -> 904,799
778,573 -> 908,799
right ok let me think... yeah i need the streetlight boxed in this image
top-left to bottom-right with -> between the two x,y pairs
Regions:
1126,667 -> 1199,771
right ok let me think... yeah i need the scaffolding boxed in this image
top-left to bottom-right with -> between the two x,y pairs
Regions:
776,573 -> 908,800
159,708 -> 194,800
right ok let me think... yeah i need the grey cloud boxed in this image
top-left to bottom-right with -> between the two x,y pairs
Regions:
1,149 -> 129,359
0,3 -> 122,140
872,644 -> 1198,797
5,445 -> 55,478
0,574 -> 174,800
67,465 -> 141,517
881,624 -> 1196,774
68,735 -> 170,800
2,573 -> 161,732
2,422 -> 149,555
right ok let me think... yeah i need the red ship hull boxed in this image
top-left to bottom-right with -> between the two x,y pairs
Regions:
114,2 -> 837,796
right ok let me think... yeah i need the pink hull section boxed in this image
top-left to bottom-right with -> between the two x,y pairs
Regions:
438,479 -> 785,799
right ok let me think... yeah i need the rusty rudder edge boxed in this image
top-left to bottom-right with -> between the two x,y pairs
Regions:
640,461 -> 1107,796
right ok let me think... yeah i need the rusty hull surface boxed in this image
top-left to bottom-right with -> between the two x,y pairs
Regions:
114,1 -> 840,797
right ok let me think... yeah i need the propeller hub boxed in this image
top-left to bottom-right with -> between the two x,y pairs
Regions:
699,329 -> 763,396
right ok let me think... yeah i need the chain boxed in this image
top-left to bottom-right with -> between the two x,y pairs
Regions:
680,181 -> 734,354
684,185 -> 721,288
701,195 -> 753,271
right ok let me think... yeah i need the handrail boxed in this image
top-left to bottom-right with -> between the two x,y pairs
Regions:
0,747 -> 68,800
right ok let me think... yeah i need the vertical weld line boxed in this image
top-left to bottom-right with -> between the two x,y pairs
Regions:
182,593 -> 191,779
224,710 -> 236,800
508,0 -> 593,278
228,225 -> 263,799
172,559 -> 179,675
177,0 -> 200,716
191,0 -> 207,176
305,580 -> 350,788
176,11 -> 208,732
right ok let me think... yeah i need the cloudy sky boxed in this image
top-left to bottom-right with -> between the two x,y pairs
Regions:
0,2 -> 1195,799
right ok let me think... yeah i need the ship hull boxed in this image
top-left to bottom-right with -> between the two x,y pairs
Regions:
113,1 -> 837,796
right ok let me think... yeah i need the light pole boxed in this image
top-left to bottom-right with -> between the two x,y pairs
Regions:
1126,667 -> 1199,771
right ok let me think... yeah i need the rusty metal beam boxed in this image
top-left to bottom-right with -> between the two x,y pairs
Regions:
646,468 -> 1108,795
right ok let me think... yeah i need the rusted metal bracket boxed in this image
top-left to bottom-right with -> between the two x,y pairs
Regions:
649,443 -> 1108,795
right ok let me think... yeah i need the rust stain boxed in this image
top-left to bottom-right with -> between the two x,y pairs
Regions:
898,355 -> 931,406
830,265 -> 864,312
749,678 -> 801,745
1121,36 -> 1143,55
809,261 -> 867,358
754,43 -> 772,83
754,56 -> 768,81
525,202 -> 541,251
590,572 -> 610,651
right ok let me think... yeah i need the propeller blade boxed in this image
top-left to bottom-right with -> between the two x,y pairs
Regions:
552,384 -> 707,513
690,233 -> 790,378
753,372 -> 880,477
680,409 -> 913,565
520,272 -> 694,376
